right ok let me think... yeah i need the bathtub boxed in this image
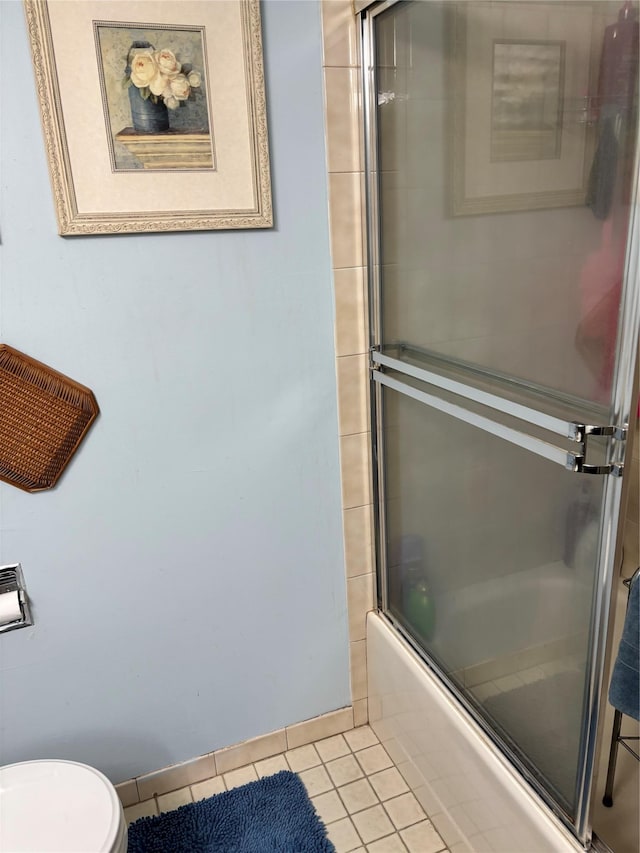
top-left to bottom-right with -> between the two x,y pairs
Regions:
367,612 -> 588,853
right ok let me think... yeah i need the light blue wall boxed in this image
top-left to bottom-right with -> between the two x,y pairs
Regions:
0,0 -> 350,783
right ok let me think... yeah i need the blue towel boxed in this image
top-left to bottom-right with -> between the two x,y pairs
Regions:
608,574 -> 640,721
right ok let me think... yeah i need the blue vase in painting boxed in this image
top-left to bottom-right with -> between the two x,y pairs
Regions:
126,41 -> 170,134
127,85 -> 169,133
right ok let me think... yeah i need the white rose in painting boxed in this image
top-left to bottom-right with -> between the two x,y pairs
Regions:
149,74 -> 169,97
169,74 -> 191,101
155,49 -> 181,77
187,71 -> 201,88
165,95 -> 180,110
129,51 -> 157,88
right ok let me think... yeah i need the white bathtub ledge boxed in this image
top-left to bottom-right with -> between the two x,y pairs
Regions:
367,612 -> 587,853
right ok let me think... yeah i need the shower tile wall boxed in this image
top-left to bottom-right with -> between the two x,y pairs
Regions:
321,0 -> 376,727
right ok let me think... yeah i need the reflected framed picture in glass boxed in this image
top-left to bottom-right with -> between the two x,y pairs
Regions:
450,3 -> 597,216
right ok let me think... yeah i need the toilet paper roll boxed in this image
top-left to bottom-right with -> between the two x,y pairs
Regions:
0,590 -> 22,625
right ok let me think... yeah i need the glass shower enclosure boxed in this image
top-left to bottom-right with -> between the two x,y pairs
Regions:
362,0 -> 639,846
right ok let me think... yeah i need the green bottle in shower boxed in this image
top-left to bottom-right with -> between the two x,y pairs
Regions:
406,580 -> 435,642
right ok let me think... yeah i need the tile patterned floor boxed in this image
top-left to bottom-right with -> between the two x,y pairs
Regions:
123,725 -> 449,853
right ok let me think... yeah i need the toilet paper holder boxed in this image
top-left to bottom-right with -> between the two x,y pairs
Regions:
0,563 -> 33,634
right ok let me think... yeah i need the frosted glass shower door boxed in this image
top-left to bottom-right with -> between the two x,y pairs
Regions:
365,0 -> 639,844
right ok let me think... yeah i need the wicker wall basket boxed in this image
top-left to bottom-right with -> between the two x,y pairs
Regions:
0,345 -> 99,492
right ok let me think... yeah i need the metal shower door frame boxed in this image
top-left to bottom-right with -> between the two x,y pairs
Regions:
360,0 -> 640,847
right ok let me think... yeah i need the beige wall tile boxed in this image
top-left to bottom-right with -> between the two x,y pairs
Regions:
286,706 -> 354,749
340,432 -> 372,509
324,67 -> 362,173
322,0 -> 372,716
115,779 -> 139,808
344,504 -> 374,578
350,638 -> 368,701
353,698 -> 369,727
329,172 -> 364,269
337,354 -> 369,436
136,752 -> 216,800
348,572 -> 375,641
334,267 -> 367,357
214,729 -> 287,775
321,0 -> 359,68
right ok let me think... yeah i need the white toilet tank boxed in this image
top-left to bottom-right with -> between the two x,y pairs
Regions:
0,760 -> 127,853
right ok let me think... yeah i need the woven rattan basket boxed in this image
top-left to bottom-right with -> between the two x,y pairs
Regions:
0,345 -> 99,492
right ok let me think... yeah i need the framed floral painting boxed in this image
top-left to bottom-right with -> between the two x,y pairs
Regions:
24,0 -> 273,234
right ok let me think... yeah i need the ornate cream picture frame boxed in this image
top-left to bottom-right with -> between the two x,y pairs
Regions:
25,0 -> 272,235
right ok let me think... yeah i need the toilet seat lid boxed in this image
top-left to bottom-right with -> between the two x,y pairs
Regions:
0,759 -> 122,852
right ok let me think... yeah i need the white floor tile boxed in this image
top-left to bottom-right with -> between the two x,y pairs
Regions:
316,733 -> 351,762
369,767 -> 410,801
123,799 -> 158,826
367,833 -> 410,852
356,744 -> 394,775
384,792 -> 427,830
400,820 -> 447,853
312,789 -> 348,824
326,754 -> 365,787
351,804 -> 395,844
157,786 -> 192,813
254,754 -> 289,778
286,743 -> 322,772
344,725 -> 379,752
190,775 -> 226,801
337,777 -> 378,814
326,816 -> 363,852
223,764 -> 258,789
300,764 -> 334,797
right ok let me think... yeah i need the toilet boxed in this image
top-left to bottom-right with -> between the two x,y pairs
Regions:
0,760 -> 127,852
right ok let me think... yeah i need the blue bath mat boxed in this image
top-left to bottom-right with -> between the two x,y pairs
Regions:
127,770 -> 335,852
